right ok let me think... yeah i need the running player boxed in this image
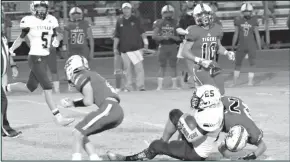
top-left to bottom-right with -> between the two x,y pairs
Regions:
231,3 -> 261,86
107,85 -> 224,161
219,96 -> 267,160
60,55 -> 124,160
7,1 -> 74,126
182,3 -> 235,95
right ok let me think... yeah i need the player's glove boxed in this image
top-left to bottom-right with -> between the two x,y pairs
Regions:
60,98 -> 74,108
199,59 -> 213,69
208,61 -> 222,77
238,152 -> 257,160
9,48 -> 16,56
226,51 -> 235,61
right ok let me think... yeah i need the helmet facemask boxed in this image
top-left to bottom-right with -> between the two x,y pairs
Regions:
162,11 -> 174,20
33,3 -> 48,20
195,11 -> 212,27
242,11 -> 252,19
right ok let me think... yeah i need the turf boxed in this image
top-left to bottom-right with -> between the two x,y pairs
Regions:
2,49 -> 289,160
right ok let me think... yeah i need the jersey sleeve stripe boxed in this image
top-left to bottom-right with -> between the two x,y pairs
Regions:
79,77 -> 90,92
232,126 -> 245,151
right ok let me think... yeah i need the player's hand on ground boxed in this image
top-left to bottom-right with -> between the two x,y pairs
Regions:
226,51 -> 235,61
60,98 -> 74,108
238,152 -> 257,160
11,66 -> 19,78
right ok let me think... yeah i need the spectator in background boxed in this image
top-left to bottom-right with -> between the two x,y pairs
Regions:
209,1 -> 222,26
176,0 -> 196,89
113,3 -> 148,92
153,5 -> 180,90
288,11 -> 290,29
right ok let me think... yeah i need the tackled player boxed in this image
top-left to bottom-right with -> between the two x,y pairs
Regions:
7,1 -> 74,126
60,55 -> 124,160
107,85 -> 224,161
182,3 -> 235,95
219,96 -> 267,160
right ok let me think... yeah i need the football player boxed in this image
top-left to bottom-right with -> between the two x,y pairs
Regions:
107,85 -> 224,161
231,3 -> 261,86
64,7 -> 94,91
218,96 -> 267,160
153,5 -> 180,90
59,55 -> 124,160
182,3 -> 235,95
7,1 -> 74,126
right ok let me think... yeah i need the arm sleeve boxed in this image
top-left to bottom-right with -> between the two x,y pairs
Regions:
233,17 -> 240,26
52,16 -> 59,28
73,74 -> 91,93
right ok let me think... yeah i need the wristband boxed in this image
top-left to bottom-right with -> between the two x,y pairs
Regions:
73,99 -> 86,107
143,38 -> 149,45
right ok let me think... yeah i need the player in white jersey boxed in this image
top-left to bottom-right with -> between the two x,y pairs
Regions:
7,1 -> 74,126
107,85 -> 224,161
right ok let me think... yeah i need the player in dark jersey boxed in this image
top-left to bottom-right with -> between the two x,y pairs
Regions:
231,3 -> 261,86
60,55 -> 124,160
182,3 -> 235,95
219,96 -> 267,160
64,7 -> 94,60
153,5 -> 180,90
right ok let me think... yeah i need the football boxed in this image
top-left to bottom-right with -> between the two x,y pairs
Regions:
225,125 -> 249,152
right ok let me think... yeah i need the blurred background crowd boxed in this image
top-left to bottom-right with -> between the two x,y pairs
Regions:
2,1 -> 290,58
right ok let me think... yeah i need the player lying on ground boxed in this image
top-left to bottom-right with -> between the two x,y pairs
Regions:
182,3 -> 235,95
59,55 -> 124,160
7,1 -> 74,126
107,85 -> 224,161
218,96 -> 267,160
231,3 -> 261,86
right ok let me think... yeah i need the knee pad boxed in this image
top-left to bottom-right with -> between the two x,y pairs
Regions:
169,109 -> 184,126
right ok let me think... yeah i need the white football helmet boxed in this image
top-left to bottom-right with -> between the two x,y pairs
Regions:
161,5 -> 175,19
240,3 -> 254,19
30,1 -> 49,20
64,55 -> 89,82
225,125 -> 249,152
193,3 -> 213,27
191,84 -> 222,110
69,7 -> 83,21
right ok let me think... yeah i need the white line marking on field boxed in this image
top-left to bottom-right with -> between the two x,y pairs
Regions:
10,99 -> 164,128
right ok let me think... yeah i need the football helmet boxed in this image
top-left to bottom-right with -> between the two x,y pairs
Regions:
225,125 -> 249,152
190,84 -> 222,110
64,55 -> 89,83
69,7 -> 83,21
241,3 -> 254,19
193,3 -> 213,27
161,5 -> 175,19
30,1 -> 49,20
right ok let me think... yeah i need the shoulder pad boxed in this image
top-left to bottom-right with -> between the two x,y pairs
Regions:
20,16 -> 33,28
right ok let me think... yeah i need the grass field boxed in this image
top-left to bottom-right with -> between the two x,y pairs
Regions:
2,49 -> 290,160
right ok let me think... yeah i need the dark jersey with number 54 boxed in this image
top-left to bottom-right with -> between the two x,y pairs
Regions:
65,20 -> 90,51
185,24 -> 223,62
72,70 -> 120,107
221,96 -> 263,145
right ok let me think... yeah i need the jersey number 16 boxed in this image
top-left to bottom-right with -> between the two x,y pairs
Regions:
202,42 -> 217,60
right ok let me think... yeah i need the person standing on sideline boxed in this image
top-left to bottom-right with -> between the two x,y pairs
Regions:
153,5 -> 180,90
176,1 -> 197,89
1,8 -> 22,137
113,3 -> 148,92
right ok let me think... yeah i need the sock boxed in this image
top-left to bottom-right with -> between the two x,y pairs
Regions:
72,153 -> 82,160
234,71 -> 240,82
171,78 -> 177,88
90,154 -> 102,160
115,73 -> 122,89
248,72 -> 254,81
52,109 -> 62,121
184,72 -> 188,82
157,77 -> 163,89
53,81 -> 60,92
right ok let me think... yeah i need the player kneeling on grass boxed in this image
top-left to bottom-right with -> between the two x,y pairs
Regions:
219,96 -> 267,160
182,3 -> 235,95
107,85 -> 224,161
60,55 -> 124,160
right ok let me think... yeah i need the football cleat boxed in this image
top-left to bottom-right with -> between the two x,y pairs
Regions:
106,151 -> 126,161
